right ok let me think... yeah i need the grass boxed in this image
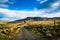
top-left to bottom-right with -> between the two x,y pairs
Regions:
0,21 -> 22,40
24,24 -> 60,40
0,36 -> 10,40
0,19 -> 60,40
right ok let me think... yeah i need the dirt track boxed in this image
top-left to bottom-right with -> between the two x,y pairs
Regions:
15,28 -> 42,40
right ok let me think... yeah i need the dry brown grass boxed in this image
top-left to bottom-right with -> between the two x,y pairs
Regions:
7,19 -> 60,28
0,19 -> 60,39
25,19 -> 60,26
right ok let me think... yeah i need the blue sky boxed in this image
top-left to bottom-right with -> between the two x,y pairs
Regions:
0,0 -> 60,21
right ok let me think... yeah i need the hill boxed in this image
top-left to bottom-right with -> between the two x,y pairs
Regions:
0,17 -> 60,40
10,17 -> 60,23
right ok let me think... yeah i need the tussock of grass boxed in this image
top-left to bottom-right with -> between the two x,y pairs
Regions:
24,24 -> 60,40
0,21 -> 22,40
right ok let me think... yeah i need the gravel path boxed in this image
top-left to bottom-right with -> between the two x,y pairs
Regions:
15,28 -> 43,40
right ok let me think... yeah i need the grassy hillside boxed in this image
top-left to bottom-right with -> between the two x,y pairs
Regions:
0,18 -> 60,40
24,20 -> 60,40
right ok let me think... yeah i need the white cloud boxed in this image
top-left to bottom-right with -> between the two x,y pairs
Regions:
0,18 -> 17,21
0,0 -> 8,3
40,12 -> 60,17
51,1 -> 60,8
37,0 -> 48,4
0,4 -> 8,8
0,8 -> 60,21
0,0 -> 15,8
8,0 -> 16,4
8,2 -> 14,4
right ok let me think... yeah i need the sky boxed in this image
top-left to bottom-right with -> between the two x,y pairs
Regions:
0,0 -> 60,21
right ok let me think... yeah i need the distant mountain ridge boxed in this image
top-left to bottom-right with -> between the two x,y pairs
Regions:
10,17 -> 60,23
